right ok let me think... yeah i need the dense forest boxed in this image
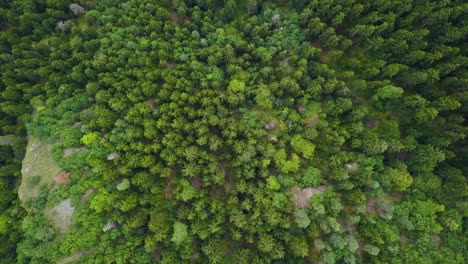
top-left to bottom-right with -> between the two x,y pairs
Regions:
0,0 -> 467,263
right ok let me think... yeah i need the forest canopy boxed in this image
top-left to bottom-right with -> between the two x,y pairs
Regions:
0,0 -> 467,263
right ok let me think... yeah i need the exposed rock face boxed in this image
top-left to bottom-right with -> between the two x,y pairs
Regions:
292,185 -> 327,208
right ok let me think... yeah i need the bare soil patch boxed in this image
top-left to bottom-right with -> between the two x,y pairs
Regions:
190,176 -> 202,189
432,235 -> 442,247
0,21 -> 11,31
56,249 -> 93,264
292,185 -> 327,208
55,171 -> 70,184
163,168 -> 177,199
305,116 -> 320,127
399,235 -> 410,245
46,198 -> 74,234
280,56 -> 290,67
365,119 -> 379,128
345,162 -> 359,172
63,147 -> 88,157
170,12 -> 179,25
338,217 -> 356,233
396,152 -> 409,161
366,197 -> 380,215
152,245 -> 164,261
81,188 -> 95,203
167,61 -> 177,69
146,99 -> 157,110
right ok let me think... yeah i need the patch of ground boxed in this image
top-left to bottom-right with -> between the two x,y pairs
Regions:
399,235 -> 410,245
146,99 -> 157,110
365,119 -> 379,128
167,61 -> 177,69
0,21 -> 11,31
357,241 -> 364,256
345,162 -> 359,172
221,161 -> 235,193
81,188 -> 95,203
0,135 -> 23,145
71,122 -> 82,128
366,197 -> 380,215
55,172 -> 70,184
367,192 -> 404,216
432,235 -> 442,247
151,245 -> 164,261
46,198 -> 74,234
338,217 -> 356,233
170,12 -> 179,25
19,136 -> 61,202
63,147 -> 88,157
56,249 -> 93,264
390,192 -> 404,202
319,49 -> 332,64
163,168 -> 177,199
264,121 -> 277,130
305,116 -> 320,127
280,56 -> 290,67
210,187 -> 226,201
395,151 -> 409,161
189,176 -> 202,189
292,185 -> 327,208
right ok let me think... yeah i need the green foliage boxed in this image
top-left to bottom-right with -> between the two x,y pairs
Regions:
272,193 -> 287,209
227,79 -> 246,93
116,178 -> 130,191
409,145 -> 446,173
294,209 -> 311,229
289,235 -> 309,257
395,198 -> 445,233
363,244 -> 380,256
171,222 -> 188,246
2,0 -> 466,263
291,135 -> 315,159
81,132 -> 100,146
302,166 -> 322,187
266,176 -> 281,191
385,166 -> 413,191
374,85 -> 404,100
26,175 -> 41,188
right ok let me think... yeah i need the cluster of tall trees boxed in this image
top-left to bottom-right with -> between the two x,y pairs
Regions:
0,0 -> 466,263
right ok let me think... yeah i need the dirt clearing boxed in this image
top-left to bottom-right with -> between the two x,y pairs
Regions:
46,198 -> 74,234
19,136 -> 61,201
